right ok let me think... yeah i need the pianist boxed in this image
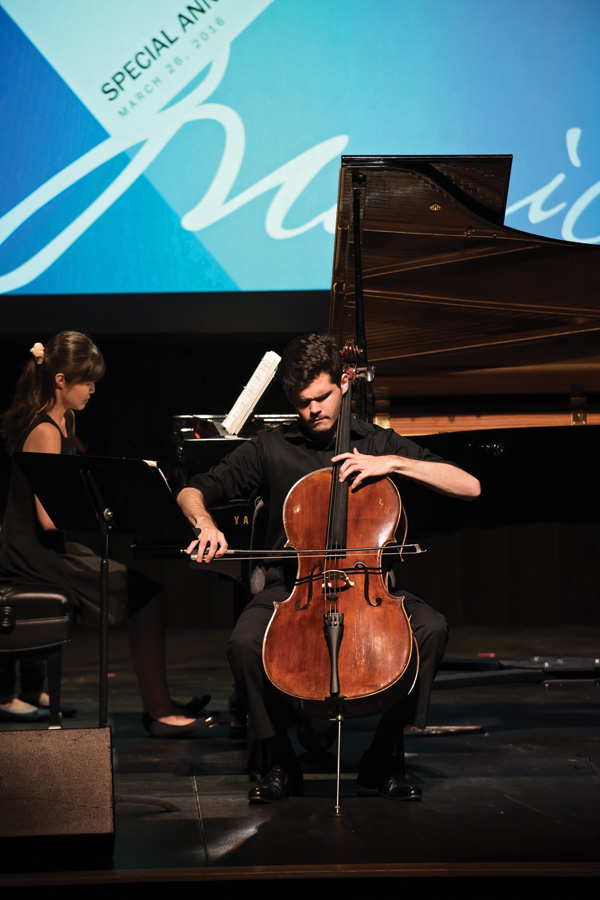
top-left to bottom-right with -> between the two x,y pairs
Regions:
178,332 -> 480,802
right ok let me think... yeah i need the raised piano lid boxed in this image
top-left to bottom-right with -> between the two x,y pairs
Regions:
329,155 -> 600,396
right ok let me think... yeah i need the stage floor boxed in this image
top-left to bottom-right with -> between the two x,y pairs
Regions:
1,622 -> 599,885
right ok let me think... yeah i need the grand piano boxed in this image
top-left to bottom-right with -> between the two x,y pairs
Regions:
326,155 -> 600,625
175,154 -> 600,625
330,154 -> 600,404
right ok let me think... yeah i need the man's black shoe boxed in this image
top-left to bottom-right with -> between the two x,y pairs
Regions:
378,774 -> 422,801
357,749 -> 421,800
248,764 -> 303,803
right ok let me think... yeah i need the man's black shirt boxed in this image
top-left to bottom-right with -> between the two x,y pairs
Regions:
186,417 -> 445,552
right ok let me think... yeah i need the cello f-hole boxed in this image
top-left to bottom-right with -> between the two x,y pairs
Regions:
294,564 -> 321,609
354,560 -> 382,607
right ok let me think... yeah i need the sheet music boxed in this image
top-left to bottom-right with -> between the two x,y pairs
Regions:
222,351 -> 281,435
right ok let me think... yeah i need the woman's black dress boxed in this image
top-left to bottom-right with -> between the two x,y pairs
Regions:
0,415 -> 156,625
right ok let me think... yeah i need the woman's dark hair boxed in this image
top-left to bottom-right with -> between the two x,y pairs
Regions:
278,333 -> 342,395
1,331 -> 105,453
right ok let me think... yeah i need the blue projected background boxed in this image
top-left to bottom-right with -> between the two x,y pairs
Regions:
1,0 -> 599,298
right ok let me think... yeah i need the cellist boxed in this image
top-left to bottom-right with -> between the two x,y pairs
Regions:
178,333 -> 480,803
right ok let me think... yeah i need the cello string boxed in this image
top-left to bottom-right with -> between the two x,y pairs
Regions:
322,358 -> 355,611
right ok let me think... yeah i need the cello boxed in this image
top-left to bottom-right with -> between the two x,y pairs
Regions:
262,345 -> 419,782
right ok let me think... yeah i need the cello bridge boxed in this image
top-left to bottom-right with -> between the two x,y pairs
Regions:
322,570 -> 355,594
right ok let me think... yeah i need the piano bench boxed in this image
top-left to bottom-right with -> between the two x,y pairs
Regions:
0,583 -> 73,728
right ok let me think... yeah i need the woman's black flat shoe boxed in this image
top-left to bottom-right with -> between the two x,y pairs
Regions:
142,711 -> 220,737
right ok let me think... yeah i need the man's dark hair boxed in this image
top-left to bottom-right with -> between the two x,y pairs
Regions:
278,333 -> 343,394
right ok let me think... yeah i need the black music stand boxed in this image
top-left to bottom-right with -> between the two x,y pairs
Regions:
14,452 -> 197,727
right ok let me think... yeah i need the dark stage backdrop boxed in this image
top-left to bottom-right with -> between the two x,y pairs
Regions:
0,333 -> 293,479
1,333 -> 598,629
